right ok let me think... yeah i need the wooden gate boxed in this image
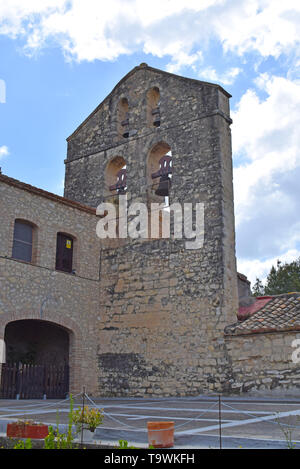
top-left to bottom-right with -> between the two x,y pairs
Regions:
0,363 -> 69,399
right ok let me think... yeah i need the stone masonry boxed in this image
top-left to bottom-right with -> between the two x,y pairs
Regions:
0,175 -> 101,394
1,64 -> 298,397
64,63 -> 239,396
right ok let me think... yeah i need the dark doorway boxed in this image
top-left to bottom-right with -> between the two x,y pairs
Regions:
1,320 -> 69,399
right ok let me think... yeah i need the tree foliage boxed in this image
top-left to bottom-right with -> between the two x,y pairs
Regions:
252,258 -> 300,296
252,277 -> 265,297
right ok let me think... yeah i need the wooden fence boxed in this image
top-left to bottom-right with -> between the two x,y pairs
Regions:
0,363 -> 69,399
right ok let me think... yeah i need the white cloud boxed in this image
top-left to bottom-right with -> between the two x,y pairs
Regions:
232,74 -> 300,276
0,0 -> 299,67
214,0 -> 300,58
0,78 -> 6,103
237,249 -> 300,286
166,51 -> 203,74
0,146 -> 9,159
232,74 -> 300,225
198,66 -> 241,85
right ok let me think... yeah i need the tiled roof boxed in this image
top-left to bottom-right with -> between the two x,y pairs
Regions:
238,296 -> 272,320
225,293 -> 300,336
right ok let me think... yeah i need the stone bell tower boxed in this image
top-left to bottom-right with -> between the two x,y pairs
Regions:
64,63 -> 238,396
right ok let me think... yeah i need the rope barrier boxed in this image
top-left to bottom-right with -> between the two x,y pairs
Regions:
221,401 -> 300,430
84,393 -> 139,430
84,392 -> 223,432
173,400 -> 219,430
0,392 -> 82,419
1,391 -> 300,437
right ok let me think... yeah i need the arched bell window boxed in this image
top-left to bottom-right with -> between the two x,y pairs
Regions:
147,142 -> 172,239
105,156 -> 127,199
117,97 -> 129,139
147,87 -> 160,128
147,142 -> 172,206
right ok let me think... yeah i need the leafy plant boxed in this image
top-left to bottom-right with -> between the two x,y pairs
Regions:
117,440 -> 154,449
118,439 -> 137,449
276,416 -> 297,449
71,405 -> 103,433
44,394 -> 75,449
13,439 -> 32,449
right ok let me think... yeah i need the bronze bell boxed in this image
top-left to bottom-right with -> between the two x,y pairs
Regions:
152,107 -> 160,127
155,174 -> 171,197
153,116 -> 161,127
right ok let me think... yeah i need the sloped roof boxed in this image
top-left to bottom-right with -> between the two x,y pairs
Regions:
225,293 -> 300,336
67,63 -> 231,141
0,173 -> 96,215
238,296 -> 272,320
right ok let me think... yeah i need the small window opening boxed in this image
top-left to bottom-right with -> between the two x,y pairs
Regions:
109,165 -> 127,195
12,220 -> 34,263
117,98 -> 129,138
106,157 -> 127,199
149,147 -> 172,207
147,87 -> 160,128
55,233 -> 74,273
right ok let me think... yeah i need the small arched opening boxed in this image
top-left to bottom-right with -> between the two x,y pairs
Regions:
147,141 -> 172,205
147,87 -> 161,127
147,142 -> 172,238
117,97 -> 129,139
2,320 -> 70,398
55,232 -> 76,274
105,156 -> 127,200
12,219 -> 38,264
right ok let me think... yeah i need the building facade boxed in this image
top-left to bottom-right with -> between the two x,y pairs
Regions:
0,64 -> 299,398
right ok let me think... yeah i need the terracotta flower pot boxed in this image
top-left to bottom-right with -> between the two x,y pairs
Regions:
7,423 -> 49,439
147,421 -> 174,448
82,429 -> 95,442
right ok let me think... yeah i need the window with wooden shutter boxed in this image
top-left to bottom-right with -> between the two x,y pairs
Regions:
55,233 -> 74,273
12,220 -> 33,263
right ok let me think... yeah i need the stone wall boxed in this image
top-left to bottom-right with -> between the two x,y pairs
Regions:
1,66 -> 298,397
98,237 -> 237,397
64,64 -> 239,396
237,273 -> 253,307
225,331 -> 300,394
1,65 -> 243,397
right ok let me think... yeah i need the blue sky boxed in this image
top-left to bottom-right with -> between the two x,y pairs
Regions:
0,0 -> 300,285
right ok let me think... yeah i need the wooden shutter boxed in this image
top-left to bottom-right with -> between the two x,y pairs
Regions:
55,233 -> 73,273
12,221 -> 33,262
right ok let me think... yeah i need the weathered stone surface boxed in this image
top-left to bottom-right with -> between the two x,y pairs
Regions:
9,65 -> 296,397
64,64 -> 238,396
0,176 -> 101,394
225,331 -> 300,394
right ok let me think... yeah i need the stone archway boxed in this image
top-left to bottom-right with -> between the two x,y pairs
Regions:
4,320 -> 69,367
1,319 -> 71,399
0,311 -> 84,395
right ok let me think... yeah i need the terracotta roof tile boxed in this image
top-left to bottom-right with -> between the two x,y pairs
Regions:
225,293 -> 300,336
238,296 -> 272,320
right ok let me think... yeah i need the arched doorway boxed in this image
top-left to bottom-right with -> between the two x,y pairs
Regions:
1,320 -> 70,399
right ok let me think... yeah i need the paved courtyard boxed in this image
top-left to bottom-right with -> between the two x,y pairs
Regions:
1,395 -> 300,448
